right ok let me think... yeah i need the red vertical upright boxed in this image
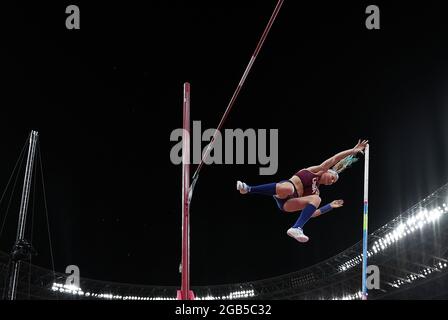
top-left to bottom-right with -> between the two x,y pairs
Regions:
177,83 -> 195,300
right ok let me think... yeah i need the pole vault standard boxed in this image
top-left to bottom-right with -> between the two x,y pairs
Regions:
177,83 -> 195,300
361,144 -> 370,300
177,0 -> 284,300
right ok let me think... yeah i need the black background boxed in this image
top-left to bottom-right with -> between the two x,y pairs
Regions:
1,1 -> 448,288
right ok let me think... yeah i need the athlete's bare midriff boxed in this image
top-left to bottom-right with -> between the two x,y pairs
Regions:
288,175 -> 304,197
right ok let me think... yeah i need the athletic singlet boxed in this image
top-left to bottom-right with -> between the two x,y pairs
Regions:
294,169 -> 320,196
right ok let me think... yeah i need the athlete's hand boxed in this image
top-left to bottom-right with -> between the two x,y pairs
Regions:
352,139 -> 368,155
312,199 -> 343,218
330,199 -> 344,208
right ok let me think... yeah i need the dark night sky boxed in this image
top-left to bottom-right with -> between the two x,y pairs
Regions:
1,1 -> 448,287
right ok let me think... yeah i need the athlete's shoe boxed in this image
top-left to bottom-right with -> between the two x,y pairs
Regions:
236,181 -> 250,194
287,227 -> 309,243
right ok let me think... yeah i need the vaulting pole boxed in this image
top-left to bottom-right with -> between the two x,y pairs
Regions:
191,0 -> 284,184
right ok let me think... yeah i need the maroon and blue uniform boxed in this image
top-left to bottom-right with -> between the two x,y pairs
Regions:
294,169 -> 320,196
274,169 -> 320,211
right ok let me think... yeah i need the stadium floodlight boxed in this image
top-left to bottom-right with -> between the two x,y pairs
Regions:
338,197 -> 448,273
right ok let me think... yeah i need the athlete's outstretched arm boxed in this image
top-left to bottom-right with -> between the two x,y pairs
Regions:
312,200 -> 344,218
307,139 -> 368,173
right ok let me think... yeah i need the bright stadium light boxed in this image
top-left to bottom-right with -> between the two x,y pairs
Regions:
338,200 -> 448,274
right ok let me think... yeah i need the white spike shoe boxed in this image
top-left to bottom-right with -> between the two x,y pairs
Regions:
287,227 -> 309,243
236,181 -> 250,194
